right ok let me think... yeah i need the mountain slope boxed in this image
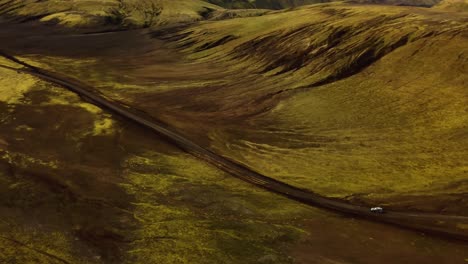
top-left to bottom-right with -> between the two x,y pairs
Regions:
0,0 -> 222,28
434,0 -> 468,11
206,0 -> 328,9
6,1 -> 466,210
1,1 -> 468,263
206,0 -> 444,9
141,3 -> 468,205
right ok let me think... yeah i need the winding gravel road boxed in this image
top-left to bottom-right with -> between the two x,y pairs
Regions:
1,51 -> 467,242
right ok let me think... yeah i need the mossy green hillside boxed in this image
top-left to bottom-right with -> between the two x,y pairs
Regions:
0,0 -> 222,28
141,4 -> 467,207
9,3 -> 467,210
2,52 -> 468,263
206,0 -> 327,9
0,63 -> 132,263
434,0 -> 468,11
120,151 -> 310,264
0,60 -> 311,263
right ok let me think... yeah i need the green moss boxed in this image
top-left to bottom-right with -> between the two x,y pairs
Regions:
434,0 -> 468,11
0,0 -> 223,28
0,68 -> 38,104
91,115 -> 115,136
1,2 -> 467,262
1,151 -> 58,170
40,12 -> 101,27
0,57 -> 25,69
121,151 -> 309,263
0,223 -> 90,264
159,3 -> 468,201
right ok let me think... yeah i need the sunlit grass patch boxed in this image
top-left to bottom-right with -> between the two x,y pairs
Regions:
121,151 -> 311,263
0,68 -> 38,104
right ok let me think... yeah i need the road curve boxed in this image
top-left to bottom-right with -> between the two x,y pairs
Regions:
1,51 -> 468,242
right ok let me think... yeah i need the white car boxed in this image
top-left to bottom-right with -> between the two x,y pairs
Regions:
370,207 -> 384,213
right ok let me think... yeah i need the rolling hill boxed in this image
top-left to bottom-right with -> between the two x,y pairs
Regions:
206,0 -> 328,9
134,3 -> 468,207
0,0 -> 467,263
0,0 -> 222,28
435,0 -> 468,11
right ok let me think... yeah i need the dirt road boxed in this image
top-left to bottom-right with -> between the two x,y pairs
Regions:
1,51 -> 467,242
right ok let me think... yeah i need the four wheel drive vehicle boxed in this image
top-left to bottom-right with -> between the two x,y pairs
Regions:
370,207 -> 385,213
